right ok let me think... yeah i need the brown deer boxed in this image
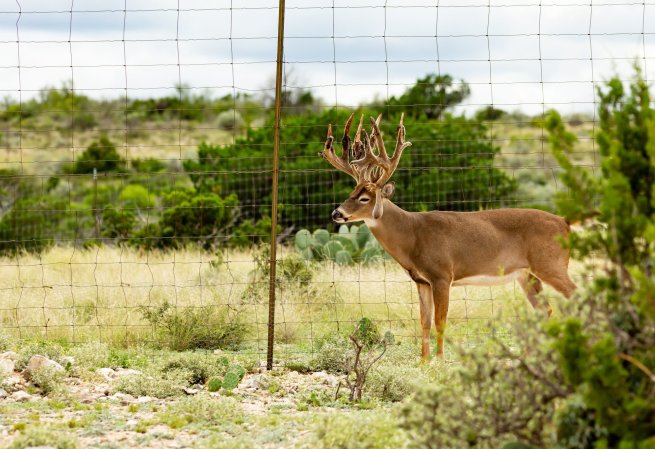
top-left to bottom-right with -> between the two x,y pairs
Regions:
320,113 -> 576,361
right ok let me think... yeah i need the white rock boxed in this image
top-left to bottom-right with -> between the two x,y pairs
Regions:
126,419 -> 138,426
136,396 -> 155,403
26,355 -> 65,376
0,351 -> 18,361
0,388 -> 7,399
4,374 -> 24,387
96,368 -> 115,382
0,358 -> 15,375
183,387 -> 198,395
112,392 -> 135,404
114,368 -> 142,377
11,390 -> 32,402
93,383 -> 111,394
240,374 -> 270,390
312,371 -> 338,387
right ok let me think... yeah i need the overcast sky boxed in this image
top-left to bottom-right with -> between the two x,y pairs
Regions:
0,0 -> 653,115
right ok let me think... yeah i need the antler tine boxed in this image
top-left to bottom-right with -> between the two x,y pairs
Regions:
369,115 -> 389,162
319,113 -> 358,181
375,112 -> 412,186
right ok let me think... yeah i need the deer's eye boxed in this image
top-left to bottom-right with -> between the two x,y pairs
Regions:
359,197 -> 370,203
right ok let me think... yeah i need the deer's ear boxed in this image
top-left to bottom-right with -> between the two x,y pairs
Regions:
372,189 -> 384,219
381,183 -> 395,199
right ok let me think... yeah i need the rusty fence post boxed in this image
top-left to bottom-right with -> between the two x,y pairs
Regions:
266,0 -> 286,371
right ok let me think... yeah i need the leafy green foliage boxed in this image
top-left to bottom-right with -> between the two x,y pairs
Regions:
184,76 -> 515,229
401,66 -> 655,449
157,189 -> 239,250
72,135 -> 125,174
101,205 -> 136,242
387,73 -> 471,120
138,300 -> 248,351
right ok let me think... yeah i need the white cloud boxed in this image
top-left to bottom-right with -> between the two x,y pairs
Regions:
0,0 -> 653,115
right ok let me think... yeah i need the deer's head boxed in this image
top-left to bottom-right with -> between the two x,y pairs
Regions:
320,113 -> 411,224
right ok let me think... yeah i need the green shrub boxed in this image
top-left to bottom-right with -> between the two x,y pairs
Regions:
131,158 -> 167,173
314,411 -> 406,449
118,184 -> 155,209
310,332 -> 351,373
7,426 -> 78,449
139,300 -> 248,351
101,205 -> 136,241
159,352 -> 230,385
114,371 -> 186,398
30,365 -> 66,395
72,135 -> 125,174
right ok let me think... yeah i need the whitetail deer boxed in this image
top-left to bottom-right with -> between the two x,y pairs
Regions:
320,113 -> 576,361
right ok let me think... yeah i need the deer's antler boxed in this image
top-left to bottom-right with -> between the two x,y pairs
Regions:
319,112 -> 358,181
321,113 -> 411,186
351,113 -> 411,186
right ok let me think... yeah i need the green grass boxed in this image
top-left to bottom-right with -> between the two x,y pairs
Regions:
0,245 -> 583,359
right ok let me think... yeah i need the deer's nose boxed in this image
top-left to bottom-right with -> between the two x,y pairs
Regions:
331,209 -> 343,221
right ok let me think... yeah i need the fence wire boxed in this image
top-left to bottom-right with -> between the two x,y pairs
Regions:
0,0 -> 652,365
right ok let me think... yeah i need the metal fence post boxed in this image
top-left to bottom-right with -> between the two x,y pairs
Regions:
266,0 -> 286,371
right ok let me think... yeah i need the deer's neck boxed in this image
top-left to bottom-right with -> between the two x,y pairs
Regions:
364,200 -> 416,264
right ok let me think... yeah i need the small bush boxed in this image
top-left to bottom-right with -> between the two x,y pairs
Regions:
158,395 -> 243,429
310,333 -> 351,373
72,135 -> 125,174
7,426 -> 78,449
16,341 -> 65,371
139,301 -> 249,351
114,371 -> 187,399
313,411 -> 406,449
131,158 -> 167,173
70,342 -> 110,370
216,110 -> 245,131
118,184 -> 155,209
158,352 -> 230,385
31,366 -> 66,395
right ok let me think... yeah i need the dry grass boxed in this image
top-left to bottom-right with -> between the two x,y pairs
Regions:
0,245 -> 586,354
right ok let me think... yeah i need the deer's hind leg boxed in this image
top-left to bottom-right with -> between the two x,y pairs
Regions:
416,282 -> 434,363
518,271 -> 549,315
431,279 -> 451,358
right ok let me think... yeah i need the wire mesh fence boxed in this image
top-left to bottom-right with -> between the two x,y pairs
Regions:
0,0 -> 653,365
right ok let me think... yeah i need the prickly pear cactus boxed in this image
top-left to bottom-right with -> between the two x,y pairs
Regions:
294,224 -> 388,265
206,376 -> 222,392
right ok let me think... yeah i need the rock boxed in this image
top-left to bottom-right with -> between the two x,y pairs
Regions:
240,374 -> 270,390
0,358 -> 15,375
60,356 -> 75,367
0,351 -> 18,361
312,371 -> 338,387
0,389 -> 7,399
183,387 -> 198,395
135,396 -> 154,404
12,390 -> 32,402
25,355 -> 65,376
126,419 -> 138,426
111,392 -> 135,405
114,368 -> 142,377
96,368 -> 115,382
4,374 -> 24,387
93,383 -> 111,395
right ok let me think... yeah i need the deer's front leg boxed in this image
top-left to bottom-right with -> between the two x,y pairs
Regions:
431,279 -> 451,358
416,282 -> 434,362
